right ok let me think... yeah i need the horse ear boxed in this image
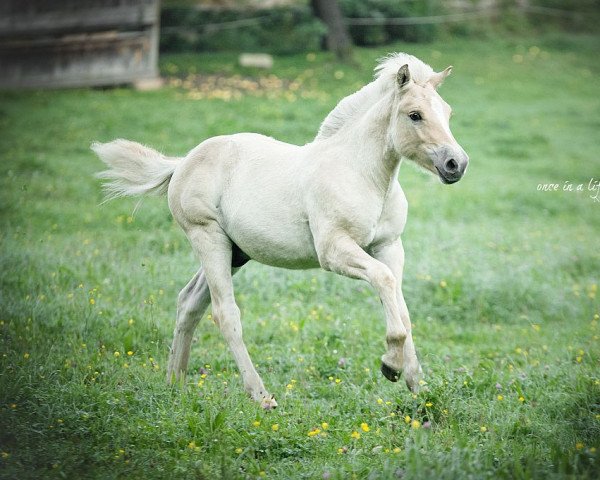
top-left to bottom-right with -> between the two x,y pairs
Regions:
429,66 -> 453,89
397,64 -> 411,88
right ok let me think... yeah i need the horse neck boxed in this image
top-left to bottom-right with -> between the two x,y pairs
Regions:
331,89 -> 401,196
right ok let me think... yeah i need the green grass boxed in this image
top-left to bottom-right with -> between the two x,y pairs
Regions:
1,33 -> 599,479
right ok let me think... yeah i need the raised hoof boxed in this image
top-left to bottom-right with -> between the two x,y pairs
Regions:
381,362 -> 401,383
260,394 -> 278,410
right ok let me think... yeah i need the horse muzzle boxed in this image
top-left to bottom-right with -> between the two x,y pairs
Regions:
432,146 -> 469,184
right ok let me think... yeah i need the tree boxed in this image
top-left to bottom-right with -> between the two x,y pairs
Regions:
310,0 -> 353,61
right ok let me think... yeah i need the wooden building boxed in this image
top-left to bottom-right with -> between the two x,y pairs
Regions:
0,0 -> 161,89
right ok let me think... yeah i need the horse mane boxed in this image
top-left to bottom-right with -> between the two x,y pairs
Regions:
314,53 -> 435,141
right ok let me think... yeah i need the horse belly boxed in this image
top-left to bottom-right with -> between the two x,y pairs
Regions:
226,212 -> 319,269
220,161 -> 319,268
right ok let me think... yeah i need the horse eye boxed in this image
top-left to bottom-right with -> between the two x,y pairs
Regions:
409,112 -> 422,121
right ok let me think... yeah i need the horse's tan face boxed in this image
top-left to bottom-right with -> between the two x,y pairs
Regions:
391,65 -> 469,184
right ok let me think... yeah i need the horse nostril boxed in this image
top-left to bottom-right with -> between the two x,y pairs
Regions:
445,158 -> 458,173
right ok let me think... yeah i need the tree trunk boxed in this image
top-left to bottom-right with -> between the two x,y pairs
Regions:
310,0 -> 353,61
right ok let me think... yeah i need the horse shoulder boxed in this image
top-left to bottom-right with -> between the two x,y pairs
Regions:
372,182 -> 408,245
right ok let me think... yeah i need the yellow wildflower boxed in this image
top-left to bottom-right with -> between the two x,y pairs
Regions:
480,426 -> 487,433
308,428 -> 321,437
271,424 -> 279,432
575,442 -> 584,450
377,398 -> 383,405
411,420 -> 421,429
321,422 -> 329,430
360,423 -> 370,432
393,447 -> 401,453
235,447 -> 243,454
404,415 -> 411,424
252,421 -> 261,427
350,431 -> 360,440
497,395 -> 504,401
425,402 -> 433,407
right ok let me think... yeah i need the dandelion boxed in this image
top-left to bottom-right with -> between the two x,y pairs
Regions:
271,424 -> 279,432
411,420 -> 421,429
575,442 -> 585,450
114,351 -> 120,357
404,415 -> 411,424
518,396 -> 525,403
252,420 -> 261,427
286,383 -> 294,390
128,318 -> 134,326
350,431 -> 360,439
308,428 -> 321,437
187,441 -> 197,450
360,422 -> 370,432
393,447 -> 401,454
480,426 -> 487,433
127,351 -> 133,356
321,422 -> 329,430
497,395 -> 504,401
235,447 -> 243,454
23,353 -> 30,359
425,402 -> 433,407
335,378 -> 342,384
440,280 -> 447,288
377,398 -> 383,405
89,298 -> 95,305
337,446 -> 348,454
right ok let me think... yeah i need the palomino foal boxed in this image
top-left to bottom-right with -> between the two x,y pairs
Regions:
93,53 -> 468,409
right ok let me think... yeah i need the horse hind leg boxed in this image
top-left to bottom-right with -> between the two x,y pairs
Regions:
167,268 -> 211,383
187,225 -> 276,409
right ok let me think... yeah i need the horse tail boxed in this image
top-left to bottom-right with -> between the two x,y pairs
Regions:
92,139 -> 179,201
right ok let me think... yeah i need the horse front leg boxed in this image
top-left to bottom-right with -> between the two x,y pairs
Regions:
315,234 -> 411,388
372,240 -> 422,392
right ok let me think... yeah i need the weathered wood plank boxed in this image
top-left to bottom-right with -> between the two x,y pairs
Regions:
0,5 -> 158,36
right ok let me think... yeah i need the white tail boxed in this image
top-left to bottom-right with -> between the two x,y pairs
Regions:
92,139 -> 179,200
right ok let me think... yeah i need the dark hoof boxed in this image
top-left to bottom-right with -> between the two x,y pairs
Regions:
381,362 -> 401,382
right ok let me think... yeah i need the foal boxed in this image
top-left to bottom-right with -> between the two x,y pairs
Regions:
93,53 -> 468,409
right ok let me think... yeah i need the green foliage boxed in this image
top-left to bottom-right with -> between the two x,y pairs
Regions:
160,5 -> 327,54
1,33 -> 600,479
340,0 -> 439,45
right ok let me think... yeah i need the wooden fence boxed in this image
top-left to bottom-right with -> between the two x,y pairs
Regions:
0,0 -> 160,89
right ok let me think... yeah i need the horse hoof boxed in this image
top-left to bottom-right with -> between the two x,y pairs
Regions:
381,362 -> 401,382
260,394 -> 278,410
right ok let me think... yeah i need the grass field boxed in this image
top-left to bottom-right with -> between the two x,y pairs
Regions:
1,33 -> 599,479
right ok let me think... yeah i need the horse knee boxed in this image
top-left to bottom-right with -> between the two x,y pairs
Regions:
386,332 -> 406,347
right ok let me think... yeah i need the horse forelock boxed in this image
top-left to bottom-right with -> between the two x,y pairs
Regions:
374,53 -> 435,87
315,53 -> 435,141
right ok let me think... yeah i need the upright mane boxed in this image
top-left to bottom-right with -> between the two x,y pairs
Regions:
314,53 -> 435,141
